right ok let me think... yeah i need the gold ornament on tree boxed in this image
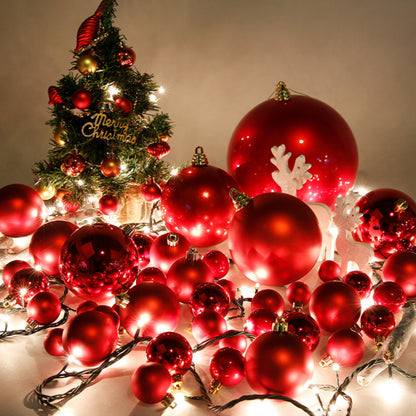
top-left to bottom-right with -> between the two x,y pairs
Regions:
53,126 -> 69,146
76,54 -> 98,75
35,183 -> 56,200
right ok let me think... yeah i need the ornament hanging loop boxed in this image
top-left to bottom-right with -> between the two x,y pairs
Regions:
274,81 -> 291,101
229,188 -> 251,211
191,146 -> 208,167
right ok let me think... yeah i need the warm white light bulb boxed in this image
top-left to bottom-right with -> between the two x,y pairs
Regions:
149,93 -> 157,102
158,86 -> 165,94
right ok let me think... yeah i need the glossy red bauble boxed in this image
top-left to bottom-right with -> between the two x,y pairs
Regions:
62,310 -> 119,366
76,300 -> 98,314
373,281 -> 407,313
382,251 -> 416,298
2,260 -> 31,287
251,289 -> 285,315
227,94 -> 358,207
61,153 -> 86,177
116,47 -> 136,67
228,192 -> 322,286
131,363 -> 171,404
360,305 -> 395,340
9,268 -> 49,306
44,328 -> 65,356
147,141 -> 171,160
284,311 -> 320,351
146,332 -> 193,376
202,250 -> 230,279
326,329 -> 365,367
189,282 -> 230,317
60,223 -> 138,301
191,310 -> 227,343
245,330 -> 314,397
342,270 -> 372,299
26,292 -> 61,325
245,309 -> 277,337
0,184 -> 44,238
100,154 -> 121,178
141,180 -> 162,203
210,347 -> 245,387
98,194 -> 120,215
72,88 -> 93,110
318,260 -> 341,282
219,331 -> 248,353
286,282 -> 311,306
119,282 -> 181,338
309,281 -> 361,332
352,189 -> 416,259
94,305 -> 120,329
216,278 -> 236,301
138,267 -> 166,284
114,96 -> 133,115
130,233 -> 153,269
29,220 -> 78,277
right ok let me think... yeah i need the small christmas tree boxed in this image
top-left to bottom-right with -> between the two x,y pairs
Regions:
33,0 -> 173,220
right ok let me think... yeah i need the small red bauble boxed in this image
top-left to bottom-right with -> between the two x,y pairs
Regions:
44,328 -> 65,356
0,184 -> 44,238
61,152 -> 86,177
60,223 -> 138,301
119,282 -> 181,338
219,331 -> 247,353
149,232 -> 191,273
138,267 -> 166,284
283,311 -> 320,351
309,281 -> 361,332
161,147 -> 238,247
286,282 -> 311,306
60,192 -> 81,213
62,310 -> 119,366
373,281 -> 407,313
228,191 -> 322,286
216,278 -> 236,301
166,249 -> 214,304
326,329 -> 365,367
227,91 -> 358,207
210,347 -> 245,387
76,300 -> 98,314
9,268 -> 49,306
72,88 -> 93,109
100,154 -> 121,178
342,270 -> 373,299
26,292 -> 62,325
94,305 -> 121,329
2,260 -> 31,287
352,189 -> 416,259
382,251 -> 416,298
245,308 -> 277,337
202,250 -> 230,279
189,282 -> 230,317
141,180 -> 162,203
147,141 -> 171,160
191,310 -> 227,343
29,220 -> 78,277
245,330 -> 314,397
360,305 -> 395,340
116,46 -> 136,67
114,96 -> 133,115
98,194 -> 120,215
131,362 -> 172,404
146,332 -> 193,376
318,260 -> 341,282
251,289 -> 285,315
130,232 -> 153,269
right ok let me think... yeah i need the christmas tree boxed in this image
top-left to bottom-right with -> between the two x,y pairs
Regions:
33,0 -> 173,218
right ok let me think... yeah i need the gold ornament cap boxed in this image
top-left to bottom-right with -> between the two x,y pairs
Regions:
167,233 -> 180,247
161,393 -> 177,408
274,81 -> 291,101
191,146 -> 208,167
229,188 -> 252,211
272,317 -> 288,333
209,379 -> 223,394
115,292 -> 130,308
186,247 -> 200,261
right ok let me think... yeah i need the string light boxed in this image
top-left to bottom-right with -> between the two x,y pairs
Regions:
158,86 -> 165,94
149,93 -> 158,103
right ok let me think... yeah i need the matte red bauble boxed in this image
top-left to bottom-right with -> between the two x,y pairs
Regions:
94,305 -> 121,329
72,88 -> 93,109
114,96 -> 133,115
342,270 -> 372,299
62,310 -> 119,367
326,329 -> 365,367
119,282 -> 181,338
0,184 -> 44,238
146,332 -> 193,376
44,328 -> 65,356
352,189 -> 416,259
318,260 -> 341,282
373,281 -> 407,313
283,311 -> 320,351
141,180 -> 162,203
245,330 -> 314,397
202,250 -> 230,279
61,152 -> 86,177
131,363 -> 171,404
286,282 -> 311,306
130,233 -> 153,269
8,268 -> 49,306
147,141 -> 171,160
360,305 -> 395,340
100,154 -> 121,178
382,251 -> 416,298
161,147 -> 237,247
245,309 -> 277,337
227,85 -> 358,207
191,310 -> 227,343
138,267 -> 166,284
216,278 -> 236,301
2,260 -> 31,287
210,347 -> 245,387
116,46 -> 136,67
228,191 -> 322,286
149,232 -> 191,273
309,281 -> 361,332
26,291 -> 61,325
99,194 -> 120,215
29,220 -> 78,277
166,249 -> 214,304
60,223 -> 138,301
189,282 -> 230,317
219,330 -> 247,353
251,289 -> 285,315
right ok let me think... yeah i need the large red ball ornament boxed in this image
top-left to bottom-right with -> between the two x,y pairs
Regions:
202,250 -> 230,279
309,281 -> 361,332
131,362 -> 172,404
373,281 -> 407,313
283,311 -> 320,351
29,220 -> 78,277
227,85 -> 358,207
318,260 -> 341,282
130,233 -> 153,269
219,330 -> 248,353
72,88 -> 93,110
119,282 -> 181,338
146,332 -> 193,376
245,329 -> 314,397
382,251 -> 416,298
60,223 -> 138,301
326,329 -> 365,367
44,328 -> 65,356
189,282 -> 230,317
342,270 -> 372,299
352,189 -> 416,259
26,291 -> 62,325
245,309 -> 277,337
161,147 -> 238,247
360,305 -> 395,340
191,310 -> 227,343
251,289 -> 285,315
286,282 -> 311,306
0,184 -> 44,238
2,260 -> 31,287
98,194 -> 120,215
210,347 -> 245,387
216,278 -> 236,301
8,268 -> 49,306
138,267 -> 166,284
228,191 -> 322,286
62,310 -> 119,367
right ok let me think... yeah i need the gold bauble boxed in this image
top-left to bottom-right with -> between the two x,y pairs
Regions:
76,54 -> 98,75
35,183 -> 56,200
54,126 -> 69,146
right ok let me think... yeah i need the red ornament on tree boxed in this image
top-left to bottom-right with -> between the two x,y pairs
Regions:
318,260 -> 341,282
114,96 -> 133,115
147,141 -> 171,160
209,347 -> 245,389
161,146 -> 238,247
191,310 -> 227,343
286,282 -> 311,307
0,184 -> 44,238
342,270 -> 373,299
373,281 -> 407,313
72,88 -> 93,110
360,305 -> 396,340
202,250 -> 230,279
189,282 -> 230,317
44,328 -> 65,356
228,189 -> 322,286
219,331 -> 247,353
325,329 -> 365,367
227,82 -> 358,207
29,220 -> 78,277
283,311 -> 320,351
138,267 -> 166,284
48,86 -> 64,105
100,154 -> 121,178
60,223 -> 138,301
245,309 -> 277,337
251,289 -> 285,315
116,46 -> 136,67
130,233 -> 153,269
8,268 -> 49,306
61,152 -> 86,177
26,291 -> 62,326
141,179 -> 162,203
99,194 -> 120,215
74,12 -> 101,53
2,260 -> 31,287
